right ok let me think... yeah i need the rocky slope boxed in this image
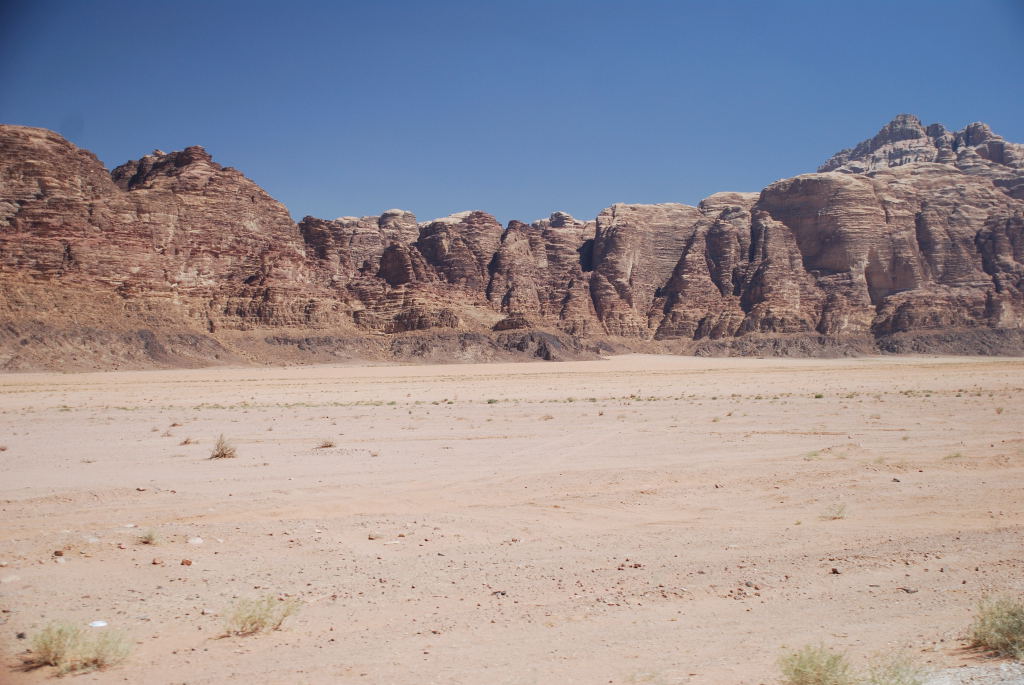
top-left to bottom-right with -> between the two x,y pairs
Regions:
1,114 -> 1022,370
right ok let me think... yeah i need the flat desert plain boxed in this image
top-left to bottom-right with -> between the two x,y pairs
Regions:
1,355 -> 1022,684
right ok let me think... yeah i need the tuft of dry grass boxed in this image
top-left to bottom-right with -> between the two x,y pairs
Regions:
137,529 -> 158,545
864,653 -> 926,685
820,503 -> 848,521
779,645 -> 855,685
223,595 -> 301,636
209,435 -> 237,459
316,439 -> 336,449
30,622 -> 130,675
969,595 -> 1024,659
179,437 -> 196,445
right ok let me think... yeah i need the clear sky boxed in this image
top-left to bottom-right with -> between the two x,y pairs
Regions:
2,0 -> 1022,225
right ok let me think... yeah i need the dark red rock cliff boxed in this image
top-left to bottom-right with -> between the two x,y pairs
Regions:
1,115 -> 1022,369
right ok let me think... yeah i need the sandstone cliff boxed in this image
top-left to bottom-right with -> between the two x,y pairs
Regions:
1,114 -> 1022,370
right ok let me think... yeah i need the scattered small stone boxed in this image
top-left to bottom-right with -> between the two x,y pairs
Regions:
118,543 -> 127,550
892,477 -> 901,482
180,559 -> 192,566
492,590 -> 507,597
898,587 -> 918,593
136,487 -> 147,492
16,632 -> 26,639
830,567 -> 840,574
187,537 -> 204,545
152,558 -> 164,565
368,532 -> 382,540
53,550 -> 64,557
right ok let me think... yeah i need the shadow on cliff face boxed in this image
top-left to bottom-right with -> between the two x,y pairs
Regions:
0,323 -> 238,372
6,323 -> 1024,373
876,329 -> 1024,356
261,330 -> 606,364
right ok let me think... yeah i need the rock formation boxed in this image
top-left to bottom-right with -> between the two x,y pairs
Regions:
1,114 -> 1022,370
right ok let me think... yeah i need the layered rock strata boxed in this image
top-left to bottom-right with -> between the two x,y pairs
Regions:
1,114 -> 1022,370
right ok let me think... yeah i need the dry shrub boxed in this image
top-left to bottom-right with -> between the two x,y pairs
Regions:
820,503 -> 848,521
224,595 -> 300,636
970,595 -> 1024,659
209,435 -> 237,459
779,645 -> 855,685
865,654 -> 926,685
30,622 -> 130,675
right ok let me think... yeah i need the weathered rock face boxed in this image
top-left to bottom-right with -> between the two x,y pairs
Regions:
2,115 -> 1023,370
298,209 -> 418,276
486,212 -> 597,335
820,113 -> 1024,199
0,126 -> 345,336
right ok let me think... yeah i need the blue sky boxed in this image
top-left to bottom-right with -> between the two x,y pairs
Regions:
2,0 -> 1022,225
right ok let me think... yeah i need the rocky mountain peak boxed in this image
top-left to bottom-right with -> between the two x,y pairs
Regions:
959,121 -> 996,146
819,115 -> 1024,187
548,211 -> 576,227
876,113 -> 928,140
819,114 -> 944,173
111,144 -> 221,191
378,209 -> 418,233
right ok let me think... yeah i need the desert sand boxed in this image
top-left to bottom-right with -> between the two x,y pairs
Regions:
1,354 -> 1022,684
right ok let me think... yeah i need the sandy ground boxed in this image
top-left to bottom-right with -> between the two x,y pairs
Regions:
0,354 -> 1022,684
